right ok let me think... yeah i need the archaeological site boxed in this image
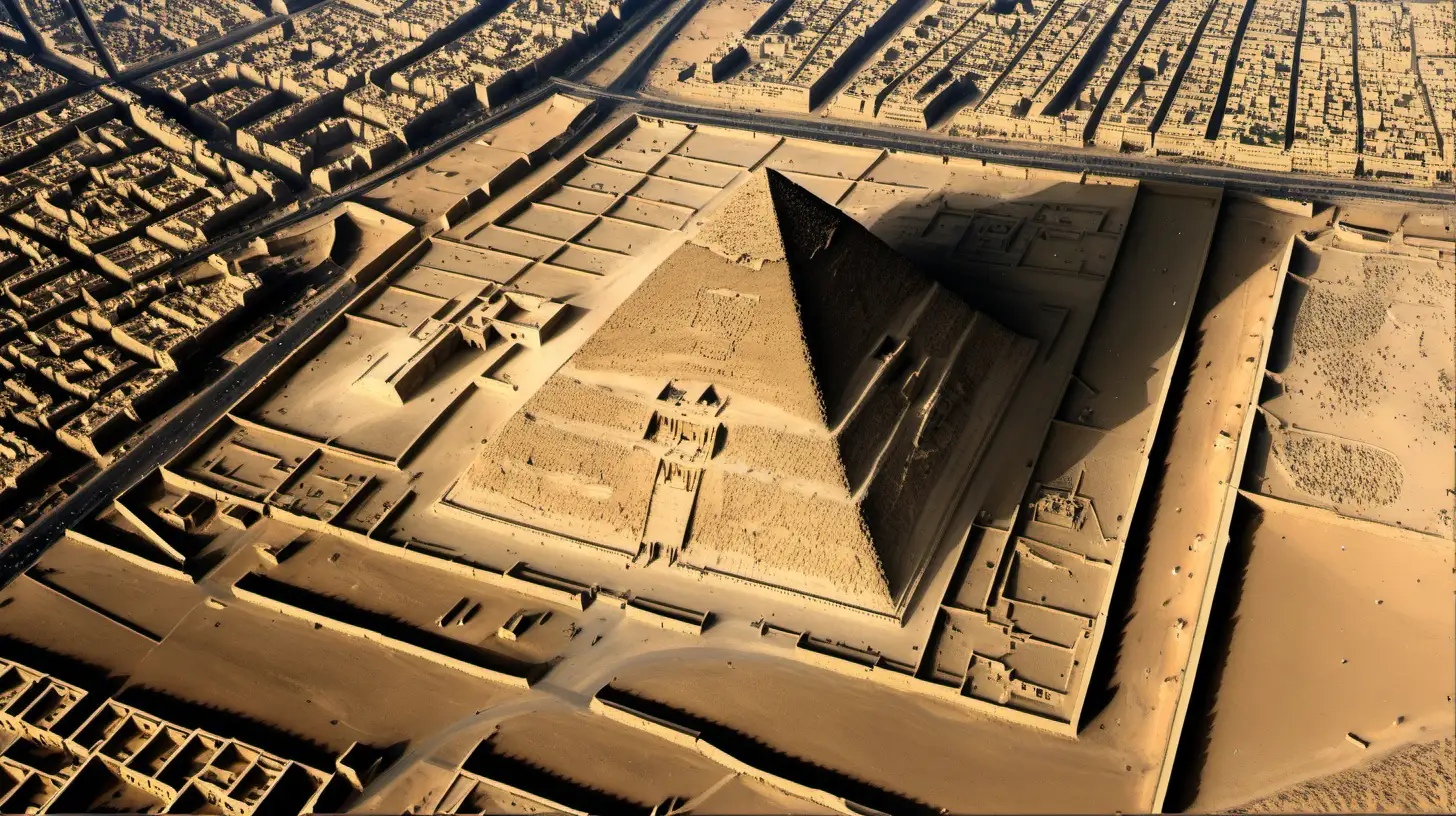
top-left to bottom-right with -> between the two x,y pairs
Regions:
0,0 -> 1445,812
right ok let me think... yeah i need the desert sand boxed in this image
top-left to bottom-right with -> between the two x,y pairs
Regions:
1181,501 -> 1455,811
1229,737 -> 1454,813
1256,236 -> 1454,536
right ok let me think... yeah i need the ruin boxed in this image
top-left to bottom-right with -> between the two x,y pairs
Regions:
0,0 -> 1444,811
458,169 -> 1033,613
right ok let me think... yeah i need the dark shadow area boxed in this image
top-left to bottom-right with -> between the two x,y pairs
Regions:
597,686 -> 936,815
0,635 -> 120,736
0,445 -> 90,535
116,685 -> 340,771
1079,193 -> 1276,729
874,180 -> 1195,628
462,738 -> 646,814
1205,0 -> 1257,140
1264,271 -> 1307,375
1162,498 -> 1259,811
1241,408 -> 1275,490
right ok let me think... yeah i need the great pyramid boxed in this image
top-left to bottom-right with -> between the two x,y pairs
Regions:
461,170 -> 1035,613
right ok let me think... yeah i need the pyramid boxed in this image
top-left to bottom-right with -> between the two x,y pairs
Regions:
462,170 -> 1035,613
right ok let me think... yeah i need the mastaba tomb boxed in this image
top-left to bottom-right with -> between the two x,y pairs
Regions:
461,169 -> 1034,615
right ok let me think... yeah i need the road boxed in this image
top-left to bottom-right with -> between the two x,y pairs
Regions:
0,277 -> 358,582
353,608 -> 799,811
551,80 -> 1456,207
1,0 -> 1446,582
0,0 -> 685,586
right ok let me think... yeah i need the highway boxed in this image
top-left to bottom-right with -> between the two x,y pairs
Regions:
552,80 -> 1456,207
0,277 -> 359,581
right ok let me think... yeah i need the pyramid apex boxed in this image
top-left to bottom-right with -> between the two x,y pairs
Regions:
690,170 -> 787,268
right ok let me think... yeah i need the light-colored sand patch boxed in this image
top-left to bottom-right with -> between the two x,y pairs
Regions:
483,94 -> 593,157
1188,503 -> 1455,811
0,572 -> 159,677
574,218 -> 665,254
485,708 -> 730,806
123,602 -> 522,754
671,128 -> 782,167
761,140 -> 883,180
644,0 -> 768,92
33,534 -> 200,637
594,122 -> 695,172
1227,737 -> 1454,813
563,162 -> 643,195
538,185 -> 619,215
652,154 -> 744,187
265,535 -> 580,666
466,225 -> 563,260
361,143 -> 524,226
502,204 -> 595,241
611,655 -> 1142,812
1269,428 -> 1403,507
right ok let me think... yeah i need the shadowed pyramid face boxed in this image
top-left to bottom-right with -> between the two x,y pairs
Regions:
631,168 -> 939,425
461,169 -> 1034,614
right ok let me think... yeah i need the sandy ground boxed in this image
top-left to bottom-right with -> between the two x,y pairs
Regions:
1227,736 -> 1454,813
119,601 -> 524,754
18,99 -> 1443,816
243,309 -> 490,463
583,0 -> 693,87
1183,503 -> 1455,811
265,534 -> 588,666
486,95 -> 593,156
361,94 -> 589,227
610,654 -> 1141,812
362,759 -> 462,813
360,143 -> 524,226
1256,239 -> 1454,536
483,708 -> 731,806
643,0 -> 768,92
27,536 -> 201,637
1086,197 -> 1333,810
0,571 -> 159,677
683,773 -> 841,813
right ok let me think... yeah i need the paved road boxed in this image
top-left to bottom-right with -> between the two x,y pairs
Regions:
551,80 -> 1456,207
0,277 -> 357,582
